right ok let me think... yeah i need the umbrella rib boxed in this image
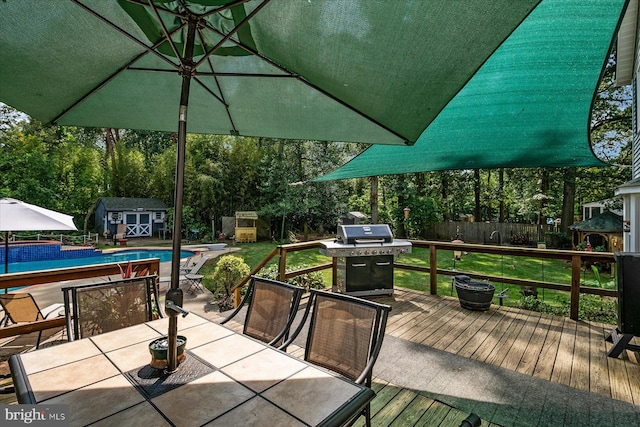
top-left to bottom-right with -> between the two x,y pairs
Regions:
147,2 -> 184,65
127,67 -> 293,78
203,28 -> 412,145
198,25 -> 238,134
71,0 -> 181,71
56,1 -> 190,124
193,0 -> 271,69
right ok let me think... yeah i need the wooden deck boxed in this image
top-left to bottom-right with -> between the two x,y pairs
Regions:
1,286 -> 639,426
375,288 -> 640,407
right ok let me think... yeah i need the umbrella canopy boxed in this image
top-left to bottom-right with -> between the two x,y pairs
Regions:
317,0 -> 628,181
0,198 -> 78,274
0,1 -> 540,370
0,0 -> 540,145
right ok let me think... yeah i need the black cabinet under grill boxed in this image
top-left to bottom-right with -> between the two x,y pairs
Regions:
320,224 -> 411,296
336,255 -> 394,296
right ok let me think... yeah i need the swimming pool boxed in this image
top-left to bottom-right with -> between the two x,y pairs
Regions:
4,249 -> 194,274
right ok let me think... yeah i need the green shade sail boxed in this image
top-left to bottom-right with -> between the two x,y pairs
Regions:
318,0 -> 628,181
0,0 -> 540,145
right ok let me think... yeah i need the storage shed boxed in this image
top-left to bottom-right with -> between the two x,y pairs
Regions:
95,197 -> 167,238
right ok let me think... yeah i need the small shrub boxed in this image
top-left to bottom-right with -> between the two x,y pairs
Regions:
211,255 -> 250,311
544,232 -> 572,250
516,294 -> 617,324
579,295 -> 617,324
258,263 -> 325,291
517,295 -> 568,317
575,241 -> 588,251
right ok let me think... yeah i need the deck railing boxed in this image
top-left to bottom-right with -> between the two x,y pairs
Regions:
235,239 -> 616,321
0,259 -> 160,339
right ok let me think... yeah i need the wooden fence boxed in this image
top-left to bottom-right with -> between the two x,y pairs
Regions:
422,221 -> 558,246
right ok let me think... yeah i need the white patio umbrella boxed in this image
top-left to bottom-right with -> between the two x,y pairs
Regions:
0,198 -> 77,274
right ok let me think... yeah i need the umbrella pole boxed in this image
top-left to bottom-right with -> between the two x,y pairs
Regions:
167,17 -> 198,373
4,231 -> 8,278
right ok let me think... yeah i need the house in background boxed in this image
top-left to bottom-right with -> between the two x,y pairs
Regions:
581,200 -> 622,221
94,197 -> 167,238
615,0 -> 640,251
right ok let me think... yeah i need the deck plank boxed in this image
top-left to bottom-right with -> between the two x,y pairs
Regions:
531,315 -> 564,381
569,321 -> 591,392
389,393 -> 437,427
371,388 -> 419,427
484,308 -> 532,367
441,308 -> 488,354
414,400 -> 453,426
516,313 -> 551,376
470,307 -> 520,363
501,310 -> 542,371
455,307 -> 504,358
589,322 -> 612,398
550,317 -> 577,386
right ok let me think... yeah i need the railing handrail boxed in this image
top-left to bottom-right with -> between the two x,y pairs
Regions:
0,258 -> 161,290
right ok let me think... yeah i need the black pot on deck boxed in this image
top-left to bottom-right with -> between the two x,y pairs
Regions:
454,275 -> 495,311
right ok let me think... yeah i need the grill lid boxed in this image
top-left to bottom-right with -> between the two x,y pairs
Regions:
337,224 -> 393,244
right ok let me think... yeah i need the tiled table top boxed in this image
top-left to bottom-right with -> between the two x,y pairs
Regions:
10,314 -> 374,426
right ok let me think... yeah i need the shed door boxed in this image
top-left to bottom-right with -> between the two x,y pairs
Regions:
125,212 -> 151,237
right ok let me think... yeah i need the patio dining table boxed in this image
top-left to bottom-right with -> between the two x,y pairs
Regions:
8,313 -> 374,426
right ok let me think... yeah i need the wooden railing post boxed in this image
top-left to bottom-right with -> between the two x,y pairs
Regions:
278,247 -> 287,282
570,254 -> 581,320
430,244 -> 438,295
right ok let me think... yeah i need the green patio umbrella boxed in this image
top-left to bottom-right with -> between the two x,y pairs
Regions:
317,0 -> 629,181
0,0 -> 540,370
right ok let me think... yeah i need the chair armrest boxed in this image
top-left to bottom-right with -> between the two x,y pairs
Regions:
41,303 -> 65,319
0,317 -> 66,339
278,293 -> 315,351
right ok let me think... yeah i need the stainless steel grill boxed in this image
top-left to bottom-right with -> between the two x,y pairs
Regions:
320,224 -> 411,296
320,224 -> 412,258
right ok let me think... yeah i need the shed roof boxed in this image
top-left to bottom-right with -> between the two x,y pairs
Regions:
569,210 -> 622,232
99,197 -> 167,211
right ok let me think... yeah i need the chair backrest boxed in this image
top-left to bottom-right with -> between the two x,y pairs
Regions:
221,276 -> 304,346
185,255 -> 209,274
290,290 -> 391,385
62,276 -> 161,341
0,293 -> 43,323
115,223 -> 126,237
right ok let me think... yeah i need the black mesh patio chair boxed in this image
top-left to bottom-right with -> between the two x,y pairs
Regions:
62,276 -> 162,341
220,275 -> 304,347
281,289 -> 391,427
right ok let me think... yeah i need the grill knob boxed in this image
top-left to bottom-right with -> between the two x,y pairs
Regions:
372,250 -> 377,255
349,251 -> 355,256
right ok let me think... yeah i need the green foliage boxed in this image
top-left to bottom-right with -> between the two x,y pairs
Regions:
518,296 -> 568,317
587,265 -> 616,289
544,232 -> 572,249
516,294 -> 616,324
210,255 -> 250,297
258,263 -> 325,291
578,295 -> 617,324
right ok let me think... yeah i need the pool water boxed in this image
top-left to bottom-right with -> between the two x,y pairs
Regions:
5,249 -> 194,274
